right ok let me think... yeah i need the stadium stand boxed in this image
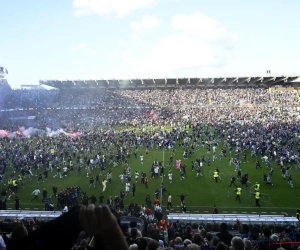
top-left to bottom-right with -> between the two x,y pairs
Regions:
1,76 -> 300,250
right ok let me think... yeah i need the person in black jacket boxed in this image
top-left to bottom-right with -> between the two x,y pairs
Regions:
216,223 -> 233,246
230,175 -> 237,187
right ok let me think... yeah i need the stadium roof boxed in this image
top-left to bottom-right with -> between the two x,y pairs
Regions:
40,76 -> 300,89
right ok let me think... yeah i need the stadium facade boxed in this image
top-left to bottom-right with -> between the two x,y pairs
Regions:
40,76 -> 300,90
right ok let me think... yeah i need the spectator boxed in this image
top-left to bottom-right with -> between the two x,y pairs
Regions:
217,223 -> 233,246
231,237 -> 245,250
174,237 -> 184,250
147,240 -> 159,250
129,228 -> 140,248
186,243 -> 199,250
237,220 -> 250,239
216,242 -> 229,250
243,239 -> 253,250
129,243 -> 139,250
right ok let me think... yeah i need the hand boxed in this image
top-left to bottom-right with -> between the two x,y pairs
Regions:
79,205 -> 127,250
12,220 -> 28,240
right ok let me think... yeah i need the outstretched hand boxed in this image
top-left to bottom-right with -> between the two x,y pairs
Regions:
79,205 -> 128,250
12,220 -> 28,240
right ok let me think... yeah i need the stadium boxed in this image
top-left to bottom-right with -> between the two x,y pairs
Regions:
1,61 -> 300,249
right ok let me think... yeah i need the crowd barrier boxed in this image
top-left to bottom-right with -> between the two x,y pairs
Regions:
167,214 -> 298,226
0,210 -> 62,221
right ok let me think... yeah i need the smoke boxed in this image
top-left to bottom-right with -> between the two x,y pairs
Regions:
0,130 -> 8,138
0,127 -> 81,138
0,130 -> 19,138
19,126 -> 44,137
46,127 -> 71,137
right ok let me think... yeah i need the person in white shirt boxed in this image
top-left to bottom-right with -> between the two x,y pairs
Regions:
135,171 -> 139,183
63,166 -> 68,176
102,179 -> 107,192
155,204 -> 162,213
86,165 -> 91,177
125,182 -> 130,195
140,155 -> 144,164
262,155 -> 268,163
140,205 -> 145,215
154,166 -> 159,178
31,188 -> 40,201
53,167 -> 62,179
168,173 -> 173,183
167,194 -> 173,210
48,161 -> 53,172
119,173 -> 124,183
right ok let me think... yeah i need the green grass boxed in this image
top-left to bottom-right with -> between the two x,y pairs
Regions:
3,128 -> 300,214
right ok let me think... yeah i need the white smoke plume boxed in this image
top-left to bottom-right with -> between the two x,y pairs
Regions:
46,127 -> 71,137
19,127 -> 44,137
0,127 -> 76,138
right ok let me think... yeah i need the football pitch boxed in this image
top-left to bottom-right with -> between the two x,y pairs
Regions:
4,133 -> 300,214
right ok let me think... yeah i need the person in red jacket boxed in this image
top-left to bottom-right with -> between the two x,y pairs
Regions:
159,218 -> 166,230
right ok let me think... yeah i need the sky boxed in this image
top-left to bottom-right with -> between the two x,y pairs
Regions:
0,0 -> 300,88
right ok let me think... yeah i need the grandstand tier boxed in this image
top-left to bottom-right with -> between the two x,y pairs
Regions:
40,76 -> 300,89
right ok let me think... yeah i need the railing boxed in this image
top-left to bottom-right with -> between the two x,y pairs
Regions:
0,210 -> 62,220
167,214 -> 298,226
